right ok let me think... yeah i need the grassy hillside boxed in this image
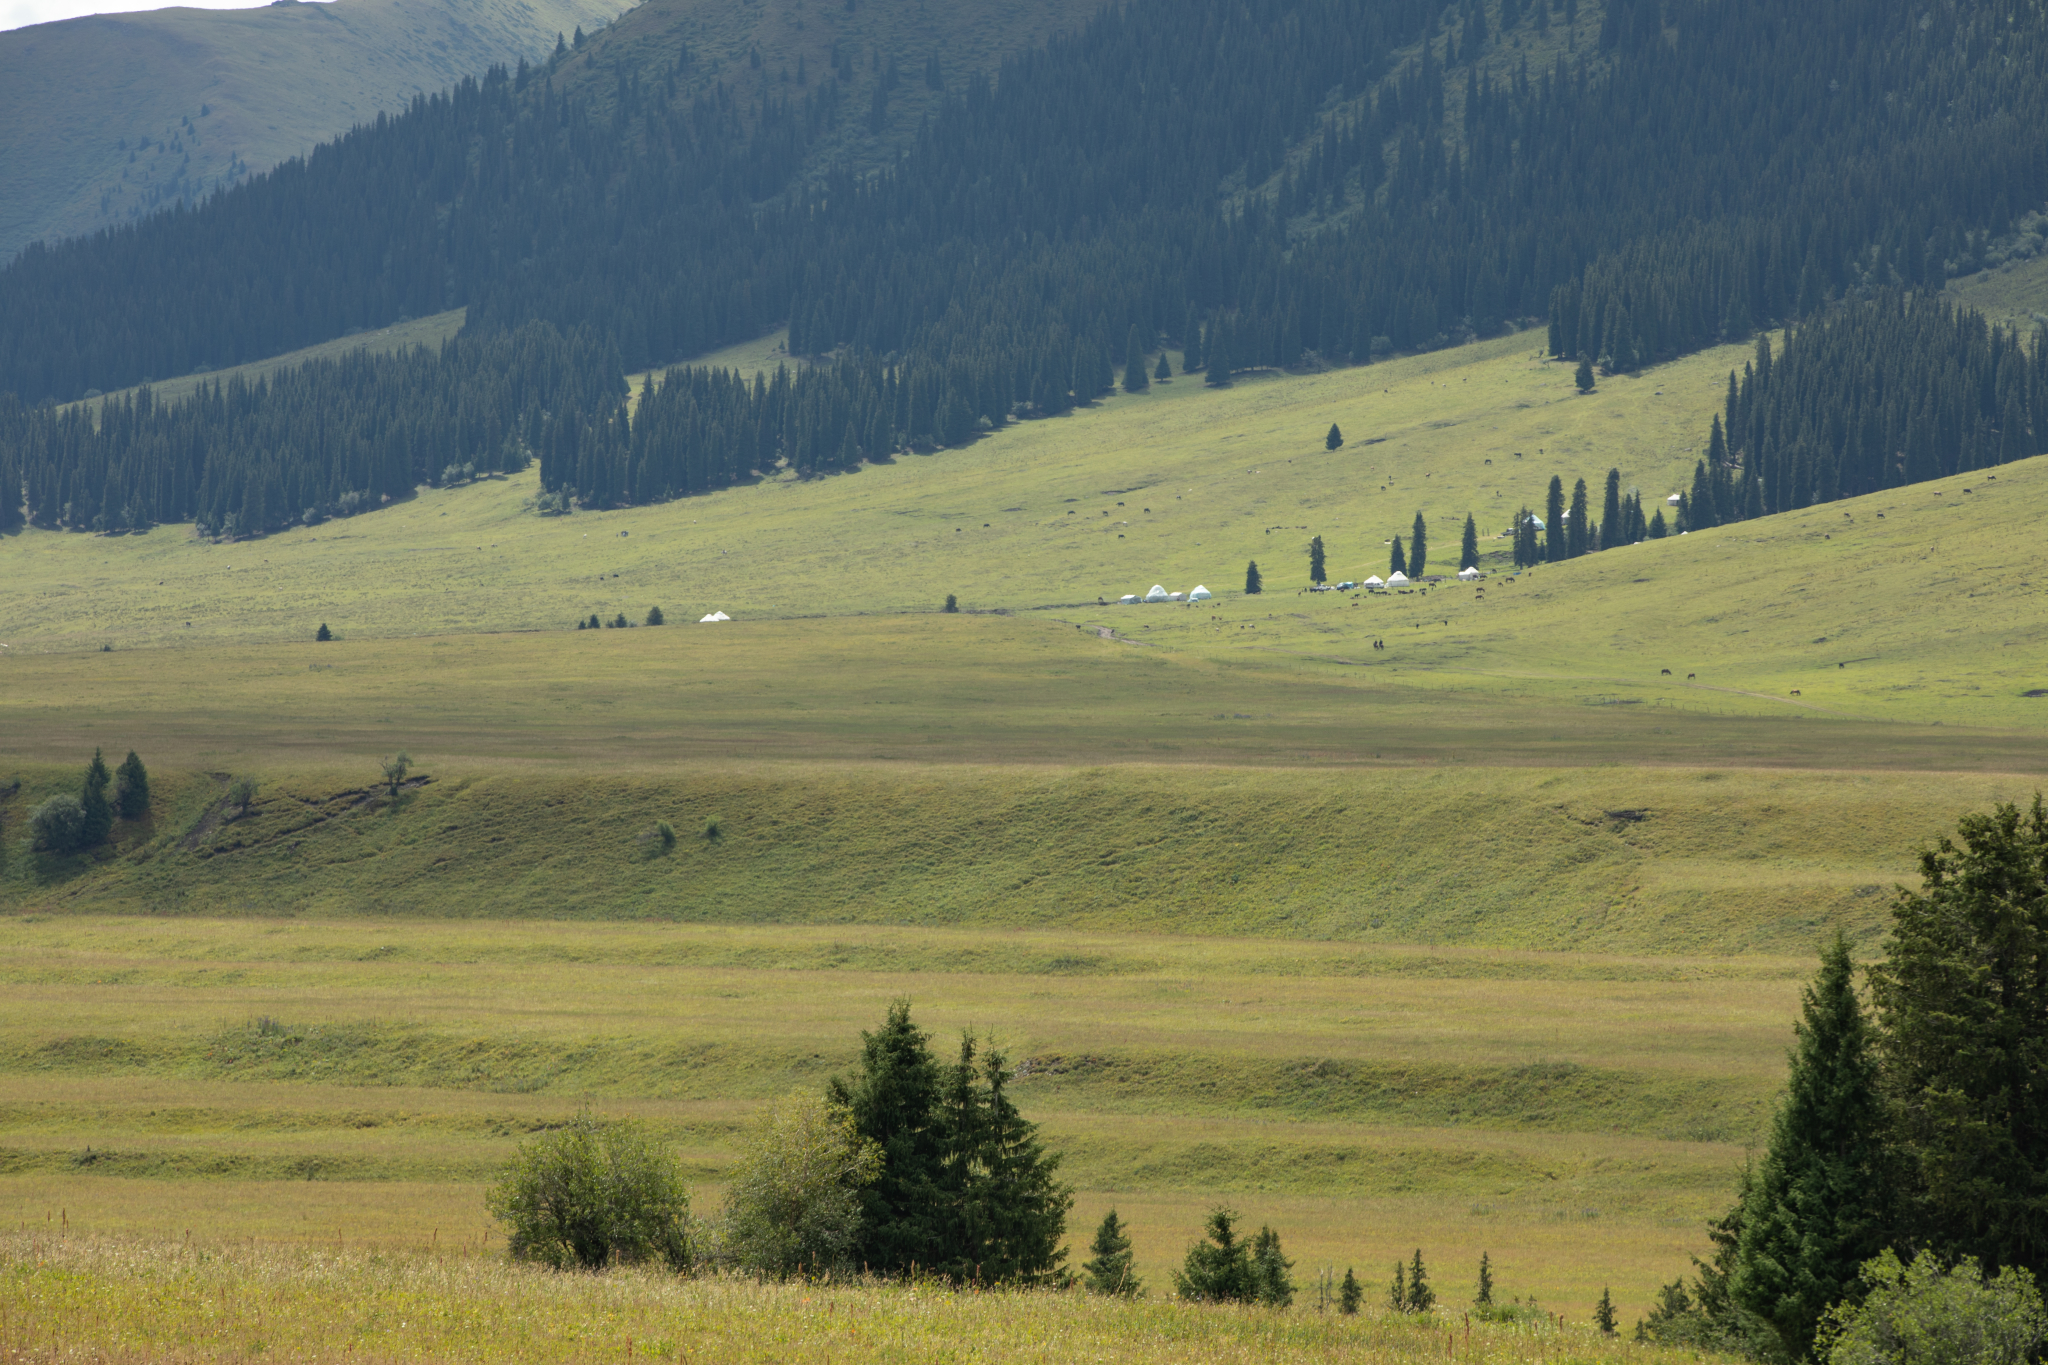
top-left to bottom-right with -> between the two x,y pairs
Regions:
0,914 -> 1802,1316
0,0 -> 631,266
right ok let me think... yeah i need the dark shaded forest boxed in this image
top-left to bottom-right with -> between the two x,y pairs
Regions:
3,0 -> 2047,535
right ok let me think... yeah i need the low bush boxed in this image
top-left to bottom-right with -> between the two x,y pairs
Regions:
486,1112 -> 692,1272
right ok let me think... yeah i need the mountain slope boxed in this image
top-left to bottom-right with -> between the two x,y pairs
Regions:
0,0 -> 633,265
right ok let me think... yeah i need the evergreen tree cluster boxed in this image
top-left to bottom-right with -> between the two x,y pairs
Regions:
5,0 -> 2048,531
27,749 -> 148,853
7,323 -> 617,536
1645,797 -> 2048,1360
827,1001 -> 1071,1286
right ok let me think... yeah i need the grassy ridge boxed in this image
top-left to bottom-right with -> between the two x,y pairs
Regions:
0,760 -> 2020,951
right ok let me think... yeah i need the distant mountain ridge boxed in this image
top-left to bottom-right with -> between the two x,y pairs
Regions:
0,0 -> 633,265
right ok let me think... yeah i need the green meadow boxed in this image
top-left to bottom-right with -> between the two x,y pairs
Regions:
3,328 -> 2041,1348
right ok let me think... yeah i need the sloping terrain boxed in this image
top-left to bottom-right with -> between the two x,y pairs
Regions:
0,0 -> 632,264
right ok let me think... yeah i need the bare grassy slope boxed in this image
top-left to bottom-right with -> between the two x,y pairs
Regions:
0,0 -> 630,265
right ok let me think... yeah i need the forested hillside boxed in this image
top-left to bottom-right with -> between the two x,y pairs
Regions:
2,0 -> 2046,538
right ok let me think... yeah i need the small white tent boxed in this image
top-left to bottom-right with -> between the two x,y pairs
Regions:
1189,585 -> 1213,600
699,611 -> 731,622
1167,591 -> 1186,601
1119,594 -> 1139,604
1363,575 -> 1385,588
1387,571 -> 1410,586
1145,584 -> 1170,602
1666,493 -> 1683,505
1457,566 -> 1482,581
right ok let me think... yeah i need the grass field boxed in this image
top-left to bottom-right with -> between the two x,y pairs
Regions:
0,914 -> 1802,1324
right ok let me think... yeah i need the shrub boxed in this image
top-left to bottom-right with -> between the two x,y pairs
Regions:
30,794 -> 87,852
720,1091 -> 880,1278
487,1112 -> 692,1272
226,776 -> 258,812
1821,1250 -> 2046,1365
380,753 -> 410,797
654,821 -> 677,853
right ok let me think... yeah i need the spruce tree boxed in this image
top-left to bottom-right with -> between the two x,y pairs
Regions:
1600,469 -> 1623,550
1476,1251 -> 1494,1307
1649,508 -> 1668,538
1575,356 -> 1596,392
1309,534 -> 1327,584
1567,478 -> 1590,557
79,748 -> 113,848
1205,324 -> 1232,388
1326,422 -> 1344,450
1174,1208 -> 1255,1302
1340,1266 -> 1362,1314
1244,561 -> 1262,595
1460,513 -> 1479,570
113,751 -> 149,820
1123,325 -> 1149,393
1390,1260 -> 1407,1311
1595,1287 -> 1618,1335
1410,512 -> 1428,576
830,1001 -> 945,1275
1869,796 -> 2048,1277
1390,535 -> 1407,577
1251,1226 -> 1295,1306
933,1034 -> 1072,1286
1690,460 -> 1718,529
1731,932 -> 1890,1362
316,622 -> 333,641
1407,1249 -> 1434,1312
1544,476 -> 1566,561
1082,1209 -> 1141,1295
1154,353 -> 1171,382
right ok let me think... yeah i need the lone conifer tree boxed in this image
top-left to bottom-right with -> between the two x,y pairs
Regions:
1544,476 -> 1567,561
1325,422 -> 1344,450
315,622 -> 333,641
1459,513 -> 1479,570
79,748 -> 113,848
1339,1266 -> 1362,1314
1390,535 -> 1407,576
1123,325 -> 1150,393
1244,561 -> 1263,595
114,751 -> 149,820
1406,1249 -> 1434,1312
1649,508 -> 1668,539
1154,353 -> 1171,382
1595,1287 -> 1617,1335
1308,535 -> 1327,584
1410,512 -> 1429,577
1082,1209 -> 1141,1295
1600,469 -> 1623,549
1575,356 -> 1596,392
1476,1251 -> 1494,1306
1729,932 -> 1890,1359
943,594 -> 959,613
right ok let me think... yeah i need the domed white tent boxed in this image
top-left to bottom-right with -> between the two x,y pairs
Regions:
1457,566 -> 1482,581
1363,575 -> 1385,588
1145,584 -> 1170,602
1387,571 -> 1410,586
698,611 -> 731,623
1188,585 -> 1213,600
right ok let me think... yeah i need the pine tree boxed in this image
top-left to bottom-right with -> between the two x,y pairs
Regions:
1406,1249 -> 1434,1312
1244,561 -> 1262,595
1325,422 -> 1344,451
1340,1266 -> 1362,1314
1410,512 -> 1429,577
1174,1208 -> 1256,1302
1390,535 -> 1406,576
1309,534 -> 1327,584
315,622 -> 333,641
943,594 -> 959,613
1595,1287 -> 1618,1335
830,1001 -> 945,1275
113,751 -> 149,821
1123,325 -> 1150,393
1082,1210 -> 1141,1295
1251,1226 -> 1294,1306
1567,478 -> 1590,557
1154,353 -> 1171,382
1476,1251 -> 1494,1307
1690,460 -> 1718,529
1730,932 -> 1890,1361
1599,469 -> 1623,550
645,606 -> 664,625
1390,1260 -> 1407,1311
79,748 -> 113,848
1544,476 -> 1566,561
1460,513 -> 1479,570
1575,356 -> 1596,392
1649,508 -> 1668,539
1205,324 -> 1232,388
934,1034 -> 1072,1286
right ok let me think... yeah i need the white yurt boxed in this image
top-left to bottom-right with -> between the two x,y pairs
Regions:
1119,594 -> 1140,604
1387,571 -> 1410,586
1363,575 -> 1385,588
1666,493 -> 1683,505
1167,591 -> 1186,601
1145,584 -> 1170,602
699,611 -> 731,622
1188,585 -> 1213,601
1457,566 -> 1482,581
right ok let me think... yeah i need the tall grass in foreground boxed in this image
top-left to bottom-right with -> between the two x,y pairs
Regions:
0,1233 -> 1733,1364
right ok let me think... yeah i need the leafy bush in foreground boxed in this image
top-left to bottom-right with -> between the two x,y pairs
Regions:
487,1112 -> 691,1271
